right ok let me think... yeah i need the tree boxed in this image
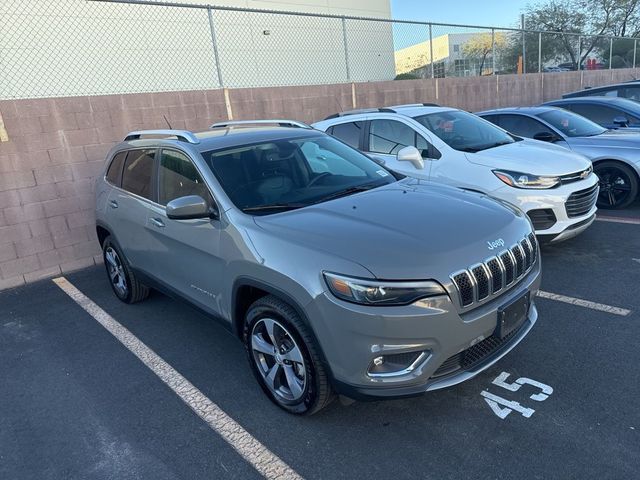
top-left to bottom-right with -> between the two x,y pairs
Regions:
462,32 -> 507,74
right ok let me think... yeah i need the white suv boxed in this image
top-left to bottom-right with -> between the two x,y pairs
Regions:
313,105 -> 599,243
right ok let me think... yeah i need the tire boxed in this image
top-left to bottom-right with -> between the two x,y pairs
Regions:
594,161 -> 639,209
102,236 -> 150,304
243,295 -> 334,415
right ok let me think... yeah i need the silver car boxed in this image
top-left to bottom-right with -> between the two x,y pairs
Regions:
478,107 -> 640,209
95,122 -> 541,415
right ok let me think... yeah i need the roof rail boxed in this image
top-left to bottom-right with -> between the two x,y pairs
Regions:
323,107 -> 397,120
389,103 -> 440,108
124,129 -> 200,144
210,119 -> 311,129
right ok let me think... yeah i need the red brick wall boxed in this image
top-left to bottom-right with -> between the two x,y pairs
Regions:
0,69 -> 638,290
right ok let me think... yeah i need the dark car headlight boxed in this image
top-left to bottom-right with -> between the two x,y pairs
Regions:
493,169 -> 560,189
324,272 -> 445,306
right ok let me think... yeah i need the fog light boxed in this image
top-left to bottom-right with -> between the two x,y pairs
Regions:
373,356 -> 384,366
367,351 -> 430,378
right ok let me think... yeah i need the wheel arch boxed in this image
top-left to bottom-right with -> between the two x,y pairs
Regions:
592,158 -> 640,183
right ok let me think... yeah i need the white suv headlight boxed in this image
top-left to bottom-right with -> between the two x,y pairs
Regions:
493,169 -> 560,189
324,272 -> 445,306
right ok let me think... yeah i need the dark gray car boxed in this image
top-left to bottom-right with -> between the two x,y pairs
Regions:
95,123 -> 540,415
478,107 -> 640,209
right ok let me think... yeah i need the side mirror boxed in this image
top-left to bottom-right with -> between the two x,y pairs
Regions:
613,116 -> 629,127
533,131 -> 557,142
166,195 -> 216,220
397,146 -> 425,170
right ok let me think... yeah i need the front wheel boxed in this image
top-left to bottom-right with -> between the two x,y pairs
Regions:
244,295 -> 334,415
594,161 -> 638,209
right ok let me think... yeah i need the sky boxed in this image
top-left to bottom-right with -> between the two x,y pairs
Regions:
390,0 -> 531,29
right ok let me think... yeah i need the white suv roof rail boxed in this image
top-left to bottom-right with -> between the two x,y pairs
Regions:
210,119 -> 311,129
124,129 -> 200,144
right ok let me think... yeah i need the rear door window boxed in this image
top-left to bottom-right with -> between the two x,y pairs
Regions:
121,149 -> 156,201
563,103 -> 624,125
329,121 -> 363,149
106,151 -> 126,186
498,114 -> 554,137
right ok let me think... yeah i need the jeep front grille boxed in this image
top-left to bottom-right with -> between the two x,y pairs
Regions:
450,234 -> 538,309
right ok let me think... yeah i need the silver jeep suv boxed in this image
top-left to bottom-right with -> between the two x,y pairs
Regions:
95,121 -> 541,415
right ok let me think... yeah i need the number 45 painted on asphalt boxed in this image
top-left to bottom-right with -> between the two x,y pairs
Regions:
481,372 -> 554,420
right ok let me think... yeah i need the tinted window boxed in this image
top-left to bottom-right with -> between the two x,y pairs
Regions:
121,149 -> 155,200
498,114 -> 554,138
330,121 -> 363,149
369,120 -> 416,155
414,110 -> 516,152
202,135 -> 395,214
158,150 -> 211,206
106,151 -> 126,186
621,86 -> 640,101
537,109 -> 606,137
563,103 -> 635,125
586,88 -> 618,97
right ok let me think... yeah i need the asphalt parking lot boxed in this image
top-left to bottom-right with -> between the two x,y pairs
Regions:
2,203 -> 639,480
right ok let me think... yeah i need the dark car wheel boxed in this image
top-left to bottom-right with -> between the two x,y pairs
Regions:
102,236 -> 149,304
244,295 -> 334,415
594,161 -> 639,209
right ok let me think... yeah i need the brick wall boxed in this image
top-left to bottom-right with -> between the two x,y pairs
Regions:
0,69 -> 638,290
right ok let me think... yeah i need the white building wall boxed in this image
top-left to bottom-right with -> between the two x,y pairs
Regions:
0,0 -> 394,99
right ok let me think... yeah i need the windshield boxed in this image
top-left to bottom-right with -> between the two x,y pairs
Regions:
537,109 -> 607,137
414,110 -> 517,152
201,135 -> 396,214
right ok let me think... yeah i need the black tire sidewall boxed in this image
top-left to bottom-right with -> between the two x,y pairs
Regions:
102,237 -> 133,303
244,301 -> 319,415
594,161 -> 639,209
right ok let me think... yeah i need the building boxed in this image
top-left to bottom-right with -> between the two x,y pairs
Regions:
1,0 -> 395,99
395,32 -> 495,78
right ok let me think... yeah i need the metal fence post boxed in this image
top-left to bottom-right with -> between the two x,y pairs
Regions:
521,14 -> 526,74
207,7 -> 224,88
577,36 -> 582,71
491,28 -> 496,75
538,32 -> 542,73
429,23 -> 435,79
341,17 -> 351,82
634,39 -> 638,69
609,37 -> 613,69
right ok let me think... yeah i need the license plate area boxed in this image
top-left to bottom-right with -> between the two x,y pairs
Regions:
496,291 -> 530,338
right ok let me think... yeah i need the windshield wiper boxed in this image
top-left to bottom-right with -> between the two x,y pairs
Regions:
312,182 -> 380,205
242,203 -> 307,213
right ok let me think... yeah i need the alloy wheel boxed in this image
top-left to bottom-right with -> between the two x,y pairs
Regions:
105,246 -> 128,298
250,318 -> 307,403
597,166 -> 633,207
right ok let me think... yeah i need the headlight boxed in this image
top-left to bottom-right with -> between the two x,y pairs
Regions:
493,169 -> 560,189
324,272 -> 445,306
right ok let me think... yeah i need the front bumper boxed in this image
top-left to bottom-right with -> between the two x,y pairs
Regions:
490,174 -> 599,242
306,263 -> 541,400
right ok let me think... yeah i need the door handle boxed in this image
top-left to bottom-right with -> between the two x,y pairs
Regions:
109,200 -> 118,209
150,217 -> 165,228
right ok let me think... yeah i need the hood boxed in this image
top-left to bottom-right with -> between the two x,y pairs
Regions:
253,181 -> 531,280
567,130 -> 640,149
466,138 -> 591,175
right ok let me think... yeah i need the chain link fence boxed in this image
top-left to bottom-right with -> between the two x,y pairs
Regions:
2,0 -> 640,99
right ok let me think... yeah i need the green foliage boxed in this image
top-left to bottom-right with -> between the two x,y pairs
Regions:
394,73 -> 419,80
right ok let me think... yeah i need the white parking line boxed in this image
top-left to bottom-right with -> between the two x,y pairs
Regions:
536,290 -> 631,316
52,277 -> 303,480
596,215 -> 640,225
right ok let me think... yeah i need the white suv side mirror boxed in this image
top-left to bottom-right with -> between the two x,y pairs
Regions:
397,146 -> 425,170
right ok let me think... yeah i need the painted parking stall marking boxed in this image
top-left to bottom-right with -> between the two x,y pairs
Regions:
52,277 -> 303,480
536,290 -> 631,316
595,215 -> 640,225
481,372 -> 554,420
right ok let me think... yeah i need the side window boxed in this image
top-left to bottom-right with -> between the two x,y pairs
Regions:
121,149 -> 155,201
330,122 -> 363,149
565,104 -> 622,125
499,115 -> 553,138
481,115 -> 500,126
622,86 -> 640,101
106,151 -> 126,186
415,133 -> 441,159
158,149 -> 212,206
369,120 -> 416,155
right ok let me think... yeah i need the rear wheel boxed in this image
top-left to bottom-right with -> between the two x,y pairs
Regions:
594,161 -> 638,209
102,236 -> 149,304
244,295 -> 334,415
